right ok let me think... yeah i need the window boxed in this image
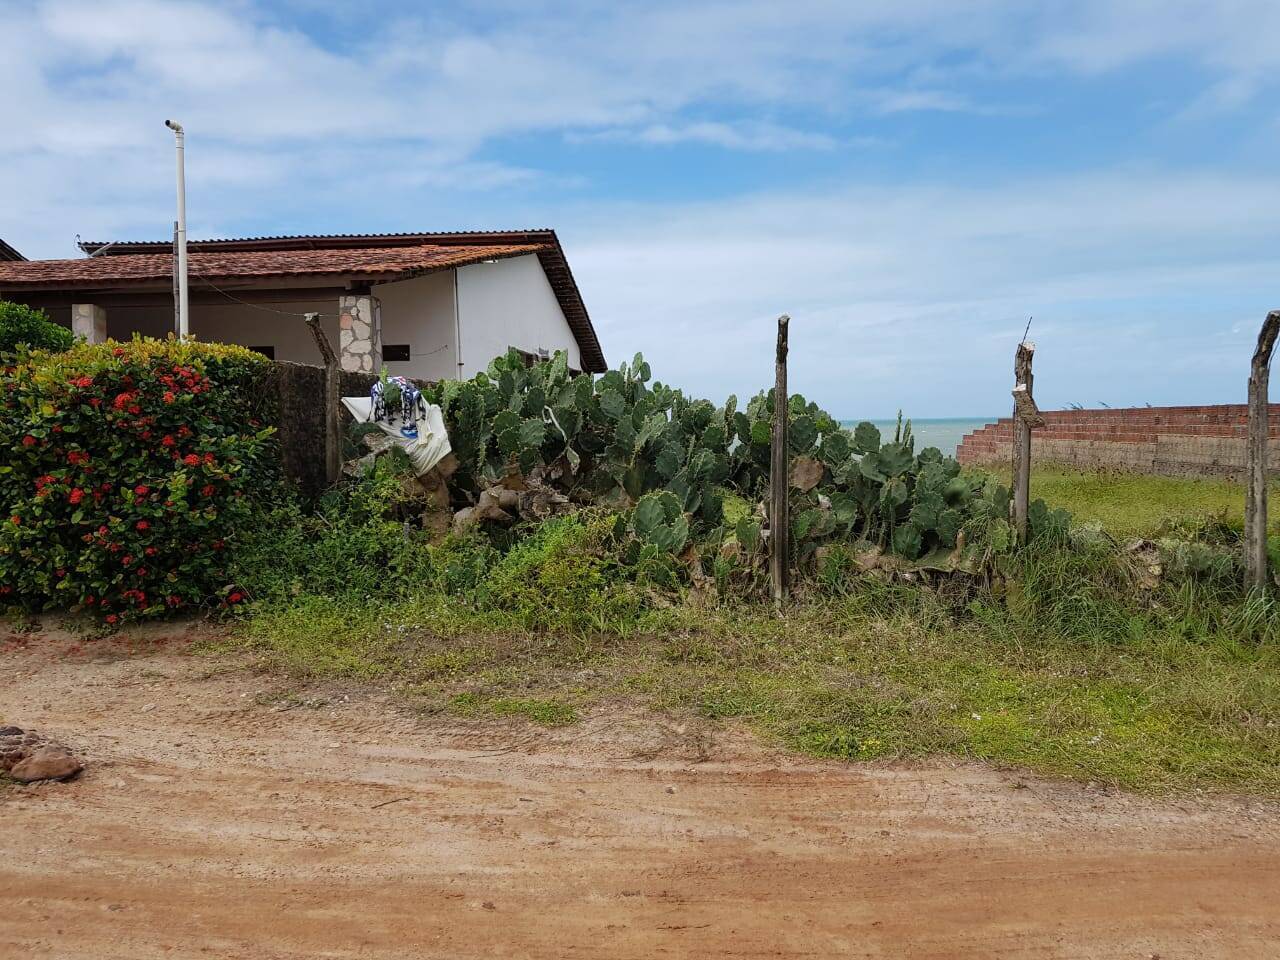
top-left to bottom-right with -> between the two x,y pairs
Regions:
249,345 -> 275,360
382,344 -> 411,362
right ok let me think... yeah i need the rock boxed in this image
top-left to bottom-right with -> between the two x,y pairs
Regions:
10,748 -> 81,783
1,727 -> 81,783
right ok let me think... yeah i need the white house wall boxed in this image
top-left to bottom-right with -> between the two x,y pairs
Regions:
455,254 -> 582,377
369,271 -> 457,381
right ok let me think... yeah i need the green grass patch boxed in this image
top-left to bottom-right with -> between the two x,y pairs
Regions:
233,561 -> 1280,795
447,692 -> 579,727
225,466 -> 1280,796
1018,465 -> 1280,539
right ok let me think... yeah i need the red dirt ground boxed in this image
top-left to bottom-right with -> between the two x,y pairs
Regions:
2,625 -> 1278,959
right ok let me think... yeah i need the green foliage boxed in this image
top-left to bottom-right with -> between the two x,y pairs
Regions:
424,348 -> 1067,574
0,301 -> 74,354
236,460 -> 442,604
630,490 -> 689,553
426,348 -> 731,524
0,337 -> 278,622
234,476 -> 656,636
447,693 -> 578,727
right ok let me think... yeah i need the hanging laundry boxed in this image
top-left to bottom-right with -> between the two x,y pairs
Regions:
370,375 -> 425,439
341,377 -> 452,476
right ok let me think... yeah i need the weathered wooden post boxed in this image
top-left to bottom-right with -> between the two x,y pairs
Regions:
304,312 -> 342,486
771,314 -> 791,605
1010,339 -> 1044,543
1245,311 -> 1280,590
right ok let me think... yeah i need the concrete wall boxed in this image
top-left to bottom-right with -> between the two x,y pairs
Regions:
455,254 -> 582,377
105,300 -> 340,366
369,271 -> 457,381
957,405 -> 1280,479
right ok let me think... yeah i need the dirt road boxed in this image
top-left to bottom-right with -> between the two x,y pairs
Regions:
3,626 -> 1278,959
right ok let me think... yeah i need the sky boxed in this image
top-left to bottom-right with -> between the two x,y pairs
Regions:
3,0 -> 1280,417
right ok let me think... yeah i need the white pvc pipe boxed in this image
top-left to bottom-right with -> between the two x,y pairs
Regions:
165,120 -> 189,338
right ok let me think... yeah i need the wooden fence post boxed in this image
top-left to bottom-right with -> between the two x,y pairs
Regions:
305,312 -> 342,486
771,314 -> 791,605
1245,311 -> 1280,590
1010,339 -> 1044,543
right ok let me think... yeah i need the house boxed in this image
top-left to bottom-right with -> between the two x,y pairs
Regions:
0,230 -> 605,378
0,239 -> 25,262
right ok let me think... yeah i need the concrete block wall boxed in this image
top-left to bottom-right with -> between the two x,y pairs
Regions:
956,404 -> 1280,479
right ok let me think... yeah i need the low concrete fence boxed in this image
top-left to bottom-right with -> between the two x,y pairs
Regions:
956,404 -> 1280,479
264,361 -> 428,496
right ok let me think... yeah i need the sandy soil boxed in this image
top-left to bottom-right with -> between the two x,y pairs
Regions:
2,624 -> 1279,959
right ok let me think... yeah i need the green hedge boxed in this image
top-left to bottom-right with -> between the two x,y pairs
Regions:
0,338 -> 279,622
0,301 -> 74,354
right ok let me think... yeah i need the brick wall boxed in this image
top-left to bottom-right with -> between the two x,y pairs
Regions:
956,404 -> 1280,479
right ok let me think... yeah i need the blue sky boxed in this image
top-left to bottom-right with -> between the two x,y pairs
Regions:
3,0 -> 1280,417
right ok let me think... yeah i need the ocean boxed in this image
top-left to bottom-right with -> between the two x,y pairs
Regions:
838,417 -> 996,457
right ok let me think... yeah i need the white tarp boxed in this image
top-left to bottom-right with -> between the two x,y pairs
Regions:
340,396 -> 452,477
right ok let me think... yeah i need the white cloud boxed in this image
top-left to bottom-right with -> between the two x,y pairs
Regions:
869,89 -> 976,114
570,121 -> 836,152
562,170 -> 1280,415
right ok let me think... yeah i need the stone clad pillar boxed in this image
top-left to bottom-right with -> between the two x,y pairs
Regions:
72,303 -> 107,344
338,294 -> 380,373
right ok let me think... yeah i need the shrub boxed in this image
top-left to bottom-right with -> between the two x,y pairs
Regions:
234,461 -> 442,604
0,301 -> 74,355
0,337 -> 278,622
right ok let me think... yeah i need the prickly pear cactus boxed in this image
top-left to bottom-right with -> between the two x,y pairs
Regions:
630,490 -> 689,553
417,347 -> 1066,563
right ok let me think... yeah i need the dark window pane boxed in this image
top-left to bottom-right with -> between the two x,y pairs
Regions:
383,344 -> 411,362
249,345 -> 275,360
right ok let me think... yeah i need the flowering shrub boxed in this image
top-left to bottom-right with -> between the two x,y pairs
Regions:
0,337 -> 278,622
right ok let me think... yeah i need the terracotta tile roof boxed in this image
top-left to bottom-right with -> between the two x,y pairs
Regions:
0,243 -> 542,288
74,229 -> 605,372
